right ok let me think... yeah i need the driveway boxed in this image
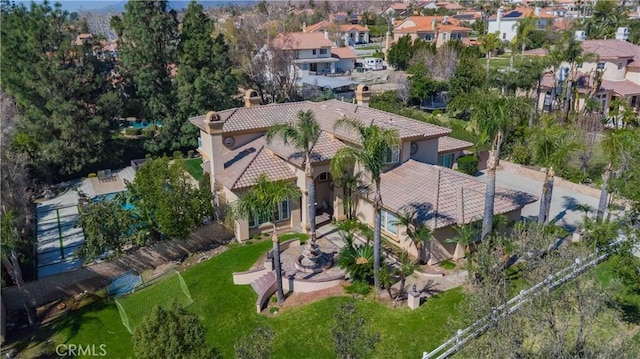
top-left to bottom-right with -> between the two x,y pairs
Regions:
478,169 -> 601,231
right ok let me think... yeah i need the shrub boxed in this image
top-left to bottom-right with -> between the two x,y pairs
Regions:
270,295 -> 278,304
244,240 -> 253,245
142,127 -> 156,138
173,151 -> 183,160
187,150 -> 194,158
344,280 -> 372,296
457,155 -> 479,176
124,127 -> 142,136
440,260 -> 456,270
269,307 -> 279,314
432,110 -> 442,116
88,173 -> 97,178
509,141 -> 531,165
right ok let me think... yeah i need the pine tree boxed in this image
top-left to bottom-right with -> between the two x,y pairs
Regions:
113,0 -> 178,127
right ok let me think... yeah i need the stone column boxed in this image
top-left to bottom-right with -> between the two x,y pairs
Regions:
333,184 -> 346,221
408,285 -> 421,310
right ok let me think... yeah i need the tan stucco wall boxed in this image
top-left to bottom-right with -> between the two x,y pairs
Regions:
410,138 -> 438,164
625,67 -> 640,84
227,132 -> 264,150
198,130 -> 213,161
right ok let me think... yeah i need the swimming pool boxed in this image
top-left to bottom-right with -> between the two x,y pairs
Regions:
129,120 -> 163,130
92,192 -> 135,211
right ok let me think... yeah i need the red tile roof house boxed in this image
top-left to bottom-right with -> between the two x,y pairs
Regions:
190,87 -> 536,264
304,20 -> 370,47
393,16 -> 473,48
273,32 -> 358,76
525,38 -> 640,113
487,7 -> 556,42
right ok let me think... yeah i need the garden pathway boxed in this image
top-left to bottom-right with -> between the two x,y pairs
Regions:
1,223 -> 233,313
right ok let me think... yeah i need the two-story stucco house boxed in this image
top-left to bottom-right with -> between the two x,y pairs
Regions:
304,20 -> 370,47
273,32 -> 357,76
190,87 -> 536,264
393,16 -> 473,47
529,38 -> 640,113
487,7 -> 555,42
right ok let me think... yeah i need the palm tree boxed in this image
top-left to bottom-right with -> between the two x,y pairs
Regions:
458,91 -> 529,239
266,110 -> 321,246
334,171 -> 362,220
393,210 -> 434,264
226,173 -> 301,304
597,129 -> 637,221
529,116 -> 581,224
513,16 -> 536,61
479,32 -> 502,79
330,118 -> 400,295
447,221 -> 480,267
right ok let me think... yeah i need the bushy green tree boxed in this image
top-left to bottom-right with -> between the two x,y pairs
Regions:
126,157 -> 212,242
1,1 -> 122,177
173,1 -> 238,149
332,300 -> 380,359
112,1 -> 178,151
133,303 -> 220,359
76,198 -> 135,262
387,35 -> 413,71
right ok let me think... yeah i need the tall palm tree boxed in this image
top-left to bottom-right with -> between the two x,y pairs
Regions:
330,118 -> 400,295
394,210 -> 434,264
479,32 -> 502,79
513,16 -> 536,61
334,171 -> 362,220
227,173 -> 301,304
397,251 -> 421,299
458,91 -> 529,239
529,116 -> 581,224
597,129 -> 637,221
266,110 -> 321,246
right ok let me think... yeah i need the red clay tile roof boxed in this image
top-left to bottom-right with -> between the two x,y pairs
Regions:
522,47 -> 548,56
273,32 -> 333,50
217,137 -> 296,190
190,100 -> 452,141
362,160 -> 537,229
394,16 -> 470,33
438,136 -> 473,153
601,79 -> 640,96
267,130 -> 346,166
331,47 -> 357,59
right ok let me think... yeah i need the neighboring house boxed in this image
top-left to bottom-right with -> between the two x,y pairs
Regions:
487,7 -> 555,42
394,16 -> 473,47
273,32 -> 337,76
191,87 -> 535,263
383,2 -> 411,17
330,47 -> 357,74
529,37 -> 640,113
305,20 -> 370,46
329,12 -> 361,24
437,136 -> 472,168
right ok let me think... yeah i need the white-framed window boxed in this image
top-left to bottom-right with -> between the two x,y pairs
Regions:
381,209 -> 398,235
248,200 -> 290,228
631,95 -> 638,108
383,145 -> 400,164
424,34 -> 432,41
577,63 -> 583,69
312,49 -> 317,55
320,48 -> 328,55
318,172 -> 330,182
438,153 -> 454,168
618,62 -> 624,70
502,33 -> 506,40
197,137 -> 202,149
597,62 -> 605,70
442,33 -> 447,41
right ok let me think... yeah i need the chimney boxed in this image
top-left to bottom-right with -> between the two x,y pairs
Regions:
302,21 -> 306,32
204,111 -> 224,179
534,7 -> 541,16
324,29 -> 329,39
355,84 -> 371,107
243,89 -> 261,108
431,18 -> 437,30
497,7 -> 503,28
443,15 -> 449,24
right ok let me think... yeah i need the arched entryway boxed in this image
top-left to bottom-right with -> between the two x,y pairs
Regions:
314,171 -> 334,227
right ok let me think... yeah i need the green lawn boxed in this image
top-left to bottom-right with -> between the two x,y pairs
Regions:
476,54 -> 512,71
183,157 -> 204,181
20,240 -> 466,358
